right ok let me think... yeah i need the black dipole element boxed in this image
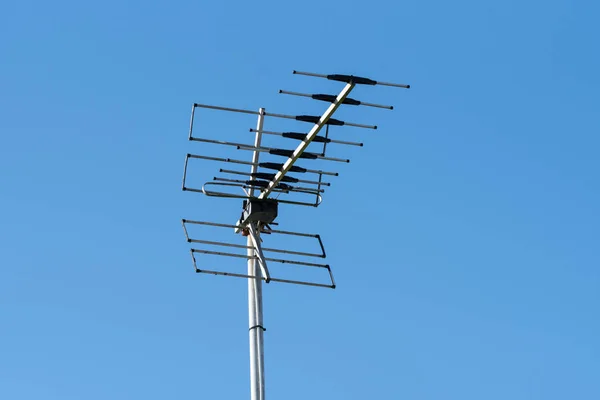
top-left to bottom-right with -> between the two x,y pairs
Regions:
236,146 -> 350,163
296,115 -> 345,126
292,70 -> 411,89
313,93 -> 360,105
282,131 -> 332,143
218,168 -> 331,186
249,129 -> 363,147
279,90 -> 393,110
186,154 -> 339,176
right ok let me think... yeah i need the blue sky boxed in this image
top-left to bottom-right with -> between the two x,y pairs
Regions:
1,0 -> 599,399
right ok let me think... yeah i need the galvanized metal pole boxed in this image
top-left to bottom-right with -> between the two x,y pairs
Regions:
248,108 -> 266,400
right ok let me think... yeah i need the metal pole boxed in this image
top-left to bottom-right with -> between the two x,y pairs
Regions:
248,108 -> 265,400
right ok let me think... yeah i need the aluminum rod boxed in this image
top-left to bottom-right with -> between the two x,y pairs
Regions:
359,100 -> 395,110
249,129 -> 363,147
249,222 -> 270,283
278,90 -> 312,98
292,70 -> 327,78
247,108 -> 265,400
203,181 -> 294,196
213,177 -> 324,194
278,90 -> 393,110
182,154 -> 191,191
187,154 -> 339,176
183,219 -> 322,238
194,269 -> 335,289
292,70 -> 411,89
219,168 -> 330,187
188,103 -> 196,140
194,103 -> 260,116
183,219 -> 239,229
193,101 -> 374,128
374,79 -> 412,89
259,83 -> 355,199
189,136 -> 253,149
200,182 -> 322,207
188,239 -> 325,258
192,249 -> 329,268
236,146 -> 350,163
264,111 -> 376,129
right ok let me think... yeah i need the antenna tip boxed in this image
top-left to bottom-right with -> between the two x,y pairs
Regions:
359,143 -> 364,147
346,159 -> 350,163
292,70 -> 297,74
278,90 -> 283,93
374,126 -> 378,130
406,84 -> 411,89
334,173 -> 340,176
390,106 -> 394,110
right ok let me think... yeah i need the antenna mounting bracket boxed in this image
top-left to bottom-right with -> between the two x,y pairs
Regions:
239,198 -> 279,229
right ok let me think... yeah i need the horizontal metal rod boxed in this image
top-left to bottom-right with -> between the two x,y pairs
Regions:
183,219 -> 320,238
192,249 -> 329,268
236,146 -> 350,163
189,136 -> 252,148
189,239 -> 325,258
210,177 -> 295,193
194,269 -> 335,289
193,103 -> 260,115
193,102 -> 375,128
292,70 -> 410,89
279,90 -> 393,110
249,128 -> 363,147
262,228 -> 317,238
213,177 -> 324,194
199,182 -> 322,207
187,154 -> 339,177
219,168 -> 330,186
265,111 -> 376,129
187,182 -> 319,203
183,219 -> 238,230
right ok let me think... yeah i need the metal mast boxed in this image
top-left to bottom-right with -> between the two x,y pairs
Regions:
248,109 -> 266,400
181,70 -> 410,400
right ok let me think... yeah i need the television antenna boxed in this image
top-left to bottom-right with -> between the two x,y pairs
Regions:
181,70 -> 409,400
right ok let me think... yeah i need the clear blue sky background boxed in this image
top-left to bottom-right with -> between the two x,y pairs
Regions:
1,0 -> 599,399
